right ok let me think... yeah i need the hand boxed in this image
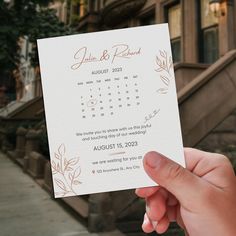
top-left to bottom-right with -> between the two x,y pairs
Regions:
135,148 -> 236,236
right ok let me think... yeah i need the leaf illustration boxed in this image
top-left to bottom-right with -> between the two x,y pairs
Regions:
64,157 -> 78,171
66,167 -> 73,171
67,157 -> 79,166
51,160 -> 56,169
160,75 -> 170,86
157,88 -> 168,94
155,68 -> 163,72
73,180 -> 82,185
156,56 -> 162,66
54,152 -> 60,160
53,144 -> 82,196
64,158 -> 68,166
55,178 -> 67,191
74,167 -> 81,178
160,50 -> 167,58
58,144 -> 66,156
160,50 -> 165,58
69,173 -> 73,181
153,109 -> 160,116
51,161 -> 58,174
57,163 -> 61,172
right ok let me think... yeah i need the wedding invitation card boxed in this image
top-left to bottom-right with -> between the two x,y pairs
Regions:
37,24 -> 184,198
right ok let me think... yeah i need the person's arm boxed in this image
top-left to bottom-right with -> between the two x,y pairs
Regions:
135,148 -> 236,236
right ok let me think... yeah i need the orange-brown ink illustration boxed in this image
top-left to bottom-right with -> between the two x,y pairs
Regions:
51,144 -> 82,197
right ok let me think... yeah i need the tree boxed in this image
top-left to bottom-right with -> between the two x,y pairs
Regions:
28,8 -> 76,67
0,1 -> 19,76
0,0 -> 75,77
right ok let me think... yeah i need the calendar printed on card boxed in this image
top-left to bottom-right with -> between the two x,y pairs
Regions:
37,24 -> 184,198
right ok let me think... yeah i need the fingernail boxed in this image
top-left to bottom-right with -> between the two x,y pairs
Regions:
135,188 -> 141,196
143,216 -> 148,226
146,204 -> 150,213
145,152 -> 161,168
152,221 -> 158,229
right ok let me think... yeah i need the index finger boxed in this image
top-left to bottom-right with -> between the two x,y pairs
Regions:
135,186 -> 160,198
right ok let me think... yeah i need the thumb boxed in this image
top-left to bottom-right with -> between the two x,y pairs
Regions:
143,151 -> 203,207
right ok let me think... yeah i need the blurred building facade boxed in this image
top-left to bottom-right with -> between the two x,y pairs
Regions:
10,0 -> 236,109
49,0 -> 68,23
70,0 -> 236,64
16,37 -> 42,102
50,0 -> 236,177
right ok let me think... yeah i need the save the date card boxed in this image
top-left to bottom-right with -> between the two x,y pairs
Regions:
37,24 -> 184,198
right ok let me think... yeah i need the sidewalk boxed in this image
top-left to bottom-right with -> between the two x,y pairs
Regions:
0,152 -> 124,236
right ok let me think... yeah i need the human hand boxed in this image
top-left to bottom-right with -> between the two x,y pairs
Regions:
135,148 -> 236,236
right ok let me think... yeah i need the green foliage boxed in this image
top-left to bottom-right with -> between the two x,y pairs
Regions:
0,0 -> 76,75
70,14 -> 80,27
0,2 -> 19,75
27,8 -> 76,67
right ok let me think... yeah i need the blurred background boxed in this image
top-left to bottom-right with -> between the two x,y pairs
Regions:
0,0 -> 236,235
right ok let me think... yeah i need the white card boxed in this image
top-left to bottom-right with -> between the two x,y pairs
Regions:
37,24 -> 184,198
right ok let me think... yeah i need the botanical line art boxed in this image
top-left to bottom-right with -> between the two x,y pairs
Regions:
144,109 -> 160,124
51,143 -> 82,197
143,50 -> 173,124
155,50 -> 174,94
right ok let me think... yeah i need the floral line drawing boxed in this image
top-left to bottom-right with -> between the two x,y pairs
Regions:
143,51 -> 173,124
51,143 -> 82,197
144,109 -> 160,124
155,50 -> 173,76
155,50 -> 174,94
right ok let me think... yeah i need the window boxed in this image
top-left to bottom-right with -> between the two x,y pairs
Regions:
199,0 -> 219,63
168,3 -> 181,62
203,27 -> 219,63
200,0 -> 218,29
139,13 -> 155,26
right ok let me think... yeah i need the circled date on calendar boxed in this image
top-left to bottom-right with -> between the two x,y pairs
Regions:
93,141 -> 138,151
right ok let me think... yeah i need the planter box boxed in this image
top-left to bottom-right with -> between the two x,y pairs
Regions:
62,196 -> 89,218
43,160 -> 54,194
27,151 -> 45,178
